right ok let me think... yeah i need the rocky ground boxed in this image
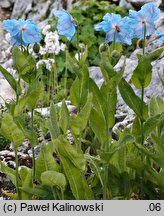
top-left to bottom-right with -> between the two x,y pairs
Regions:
0,0 -> 164,199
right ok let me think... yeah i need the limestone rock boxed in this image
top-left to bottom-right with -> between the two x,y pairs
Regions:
27,0 -> 51,22
11,0 -> 33,19
129,0 -> 162,8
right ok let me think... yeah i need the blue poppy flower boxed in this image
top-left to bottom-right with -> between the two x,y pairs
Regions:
95,13 -> 133,45
157,32 -> 164,42
3,19 -> 42,47
54,9 -> 77,41
128,2 -> 160,39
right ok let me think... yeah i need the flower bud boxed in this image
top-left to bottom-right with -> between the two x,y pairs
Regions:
111,50 -> 121,59
33,43 -> 40,53
99,43 -> 108,54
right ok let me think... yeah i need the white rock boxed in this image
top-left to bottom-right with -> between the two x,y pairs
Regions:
0,79 -> 15,104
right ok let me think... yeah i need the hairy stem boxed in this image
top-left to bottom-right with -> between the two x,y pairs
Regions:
14,148 -> 20,199
76,24 -> 80,61
64,47 -> 68,98
31,109 -> 36,182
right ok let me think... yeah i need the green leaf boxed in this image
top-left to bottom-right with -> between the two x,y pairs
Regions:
149,96 -> 164,117
35,143 -> 59,182
131,116 -> 141,143
106,88 -> 117,128
143,113 -> 164,139
0,161 -> 16,186
70,65 -> 89,109
14,80 -> 42,115
67,51 -> 81,77
12,47 -> 36,76
53,136 -> 93,199
100,52 -> 116,83
61,156 -> 93,199
131,47 -> 164,89
47,102 -> 61,139
90,108 -> 106,145
53,136 -> 86,171
41,171 -> 66,191
118,78 -> 148,120
89,78 -> 105,114
59,99 -> 69,134
20,186 -> 53,199
0,113 -> 25,149
70,77 -> 79,107
0,65 -> 21,95
19,167 -> 33,200
100,134 -> 135,164
78,45 -> 88,66
70,93 -> 93,136
135,143 -> 164,169
85,154 -> 104,187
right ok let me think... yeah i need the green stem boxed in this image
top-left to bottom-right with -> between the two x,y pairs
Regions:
61,190 -> 64,200
16,76 -> 20,104
113,32 -> 116,51
141,85 -> 144,145
31,109 -> 36,182
64,46 -> 68,98
143,23 -> 146,55
52,187 -> 57,200
140,23 -> 146,145
20,30 -> 23,52
14,148 -> 20,199
76,24 -> 80,61
103,94 -> 111,199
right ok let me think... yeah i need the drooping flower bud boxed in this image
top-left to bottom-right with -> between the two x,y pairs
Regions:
33,43 -> 40,53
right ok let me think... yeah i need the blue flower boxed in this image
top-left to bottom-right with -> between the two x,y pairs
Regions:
157,32 -> 164,42
54,9 -> 77,41
2,19 -> 42,47
95,13 -> 133,45
128,2 -> 160,39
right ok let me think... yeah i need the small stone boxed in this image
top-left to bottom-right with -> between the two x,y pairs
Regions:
4,157 -> 15,162
6,161 -> 16,169
28,145 -> 41,159
0,150 -> 10,156
0,0 -> 13,9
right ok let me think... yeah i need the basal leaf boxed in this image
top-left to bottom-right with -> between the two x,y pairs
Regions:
59,155 -> 93,200
35,143 -> 59,182
53,136 -> 86,171
0,113 -> 25,149
59,99 -> 70,134
0,161 -> 16,186
41,171 -> 66,191
48,102 -> 61,139
70,93 -> 92,136
143,113 -> 164,139
90,108 -> 106,145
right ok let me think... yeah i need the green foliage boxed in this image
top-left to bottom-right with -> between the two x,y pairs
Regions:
70,93 -> 93,137
0,65 -> 21,95
47,102 -> 61,139
41,171 -> 66,192
0,0 -> 163,200
119,78 -> 148,120
12,47 -> 36,82
53,136 -> 93,199
0,113 -> 25,149
69,0 -> 127,65
35,143 -> 59,182
131,48 -> 164,88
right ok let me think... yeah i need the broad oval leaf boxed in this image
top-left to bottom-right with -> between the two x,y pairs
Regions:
41,171 -> 66,191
